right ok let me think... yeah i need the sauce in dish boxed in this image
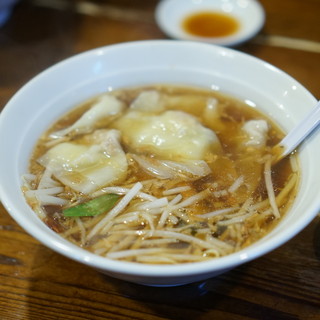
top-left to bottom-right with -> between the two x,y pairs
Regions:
182,11 -> 240,38
22,85 -> 299,264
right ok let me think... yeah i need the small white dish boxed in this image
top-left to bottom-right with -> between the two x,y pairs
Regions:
155,0 -> 265,46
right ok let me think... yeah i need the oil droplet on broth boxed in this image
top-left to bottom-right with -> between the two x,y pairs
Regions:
182,11 -> 240,38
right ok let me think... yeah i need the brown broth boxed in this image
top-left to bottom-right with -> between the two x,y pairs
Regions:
26,85 -> 299,263
182,11 -> 240,38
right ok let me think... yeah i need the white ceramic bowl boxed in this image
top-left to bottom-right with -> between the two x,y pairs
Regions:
155,0 -> 265,46
0,40 -> 319,286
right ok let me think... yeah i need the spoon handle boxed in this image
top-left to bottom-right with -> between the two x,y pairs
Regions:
275,100 -> 320,161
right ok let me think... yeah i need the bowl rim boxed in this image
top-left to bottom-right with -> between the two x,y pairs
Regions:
0,39 -> 319,281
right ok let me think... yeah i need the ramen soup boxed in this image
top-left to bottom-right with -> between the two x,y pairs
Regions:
22,85 -> 299,264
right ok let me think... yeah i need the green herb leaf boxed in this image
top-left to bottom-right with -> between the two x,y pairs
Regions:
63,193 -> 120,217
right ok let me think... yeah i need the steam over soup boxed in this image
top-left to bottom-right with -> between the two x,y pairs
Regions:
23,85 -> 299,264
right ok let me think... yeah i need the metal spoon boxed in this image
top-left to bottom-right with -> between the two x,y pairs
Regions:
273,100 -> 320,163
